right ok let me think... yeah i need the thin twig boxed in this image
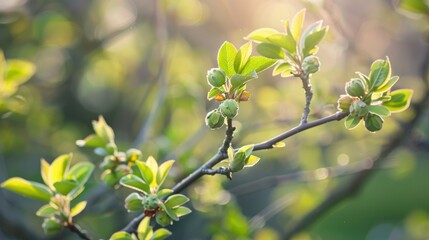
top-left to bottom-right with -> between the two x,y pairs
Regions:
219,118 -> 236,155
68,222 -> 91,240
298,72 -> 313,124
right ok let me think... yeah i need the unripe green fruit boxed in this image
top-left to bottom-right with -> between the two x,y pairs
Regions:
364,113 -> 383,132
205,109 -> 225,129
125,193 -> 144,211
302,56 -> 320,74
126,148 -> 142,163
42,218 -> 63,235
156,210 -> 172,227
350,100 -> 368,118
101,170 -> 117,187
346,79 -> 366,97
142,194 -> 159,211
337,95 -> 353,112
207,68 -> 227,87
219,99 -> 239,119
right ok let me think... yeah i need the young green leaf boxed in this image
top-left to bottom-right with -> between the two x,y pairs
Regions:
4,60 -> 36,85
217,41 -> 237,77
374,76 -> 399,93
160,203 -> 179,221
368,105 -> 391,117
152,228 -> 172,240
230,74 -> 255,92
369,58 -> 391,91
234,42 -> 253,73
243,155 -> 261,168
345,115 -> 361,129
1,177 -> 52,201
291,9 -> 306,41
146,156 -> 159,183
66,162 -> 94,186
383,89 -> 413,112
71,201 -> 87,217
157,188 -> 174,199
207,87 -> 223,100
157,160 -> 175,187
364,113 -> 384,132
272,62 -> 293,76
240,56 -> 276,75
303,26 -> 328,57
36,204 -> 57,217
110,231 -> 133,240
41,159 -> 50,186
256,43 -> 284,59
48,153 -> 72,189
246,28 -> 279,42
173,206 -> 192,217
135,161 -> 154,185
266,33 -> 296,54
92,116 -> 115,144
75,134 -> 106,148
119,174 -> 150,194
165,194 -> 190,209
53,180 -> 79,195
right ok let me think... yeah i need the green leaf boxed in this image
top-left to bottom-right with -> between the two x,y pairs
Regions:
41,159 -> 50,186
207,87 -> 223,100
217,41 -> 237,77
374,76 -> 399,93
230,74 -> 255,92
266,33 -> 296,54
383,89 -> 413,113
173,206 -> 192,217
299,20 -> 323,54
36,204 -> 57,217
157,189 -> 173,198
272,141 -> 286,148
356,72 -> 370,90
165,194 -> 190,209
92,116 -> 115,144
241,56 -> 276,75
291,9 -> 306,41
146,156 -> 159,183
345,115 -> 361,130
152,229 -> 172,240
369,58 -> 391,91
244,155 -> 261,168
111,231 -> 133,240
71,201 -> 87,217
256,43 -> 284,59
160,203 -> 179,221
364,113 -> 384,132
238,144 -> 254,158
157,160 -> 175,187
246,28 -> 279,42
303,26 -> 328,56
368,105 -> 391,117
48,153 -> 72,189
4,60 -> 36,85
53,180 -> 79,195
272,62 -> 293,77
234,42 -> 253,73
137,217 -> 151,240
398,0 -> 429,14
135,161 -> 154,185
119,174 -> 150,194
66,162 -> 94,186
1,177 -> 52,201
75,134 -> 106,148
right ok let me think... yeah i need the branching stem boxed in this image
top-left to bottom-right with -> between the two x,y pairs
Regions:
298,72 -> 313,124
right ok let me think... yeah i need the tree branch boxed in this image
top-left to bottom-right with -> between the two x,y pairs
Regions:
298,73 -> 313,124
68,222 -> 91,240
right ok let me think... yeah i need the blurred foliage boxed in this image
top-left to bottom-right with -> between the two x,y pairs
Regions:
0,0 -> 428,240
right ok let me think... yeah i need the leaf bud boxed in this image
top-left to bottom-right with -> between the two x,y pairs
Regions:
101,170 -> 118,187
219,99 -> 239,119
115,165 -> 132,177
156,210 -> 172,227
115,152 -> 127,162
106,143 -> 117,155
125,192 -> 144,211
100,155 -> 117,170
126,148 -> 142,163
337,95 -> 353,112
229,152 -> 247,172
302,56 -> 320,74
207,68 -> 227,87
345,79 -> 366,97
350,100 -> 368,118
205,109 -> 225,129
364,113 -> 383,132
142,194 -> 160,211
42,218 -> 63,235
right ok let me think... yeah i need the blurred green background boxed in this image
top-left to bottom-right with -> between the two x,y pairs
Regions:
1,0 -> 429,239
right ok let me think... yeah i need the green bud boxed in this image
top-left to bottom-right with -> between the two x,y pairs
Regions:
156,210 -> 172,227
364,113 -> 383,132
207,68 -> 227,87
219,99 -> 239,119
125,192 -> 144,211
126,148 -> 142,163
115,152 -> 127,162
205,109 -> 225,129
142,194 -> 160,211
302,56 -> 320,74
115,165 -> 132,177
42,218 -> 63,235
106,143 -> 117,155
337,95 -> 353,112
229,152 -> 247,172
345,79 -> 366,97
350,100 -> 368,118
101,170 -> 118,187
100,155 -> 116,170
